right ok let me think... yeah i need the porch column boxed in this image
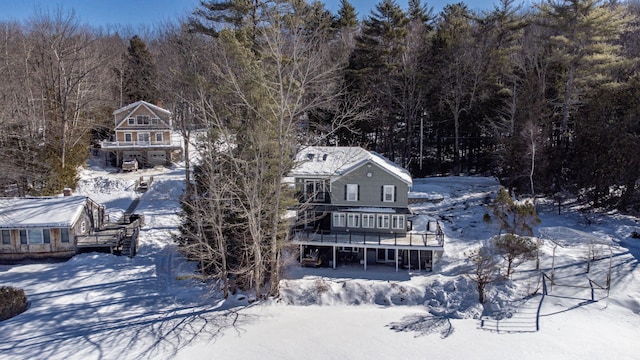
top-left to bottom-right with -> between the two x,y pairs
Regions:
299,244 -> 303,264
418,250 -> 421,271
364,246 -> 367,271
407,250 -> 411,272
395,248 -> 399,272
332,246 -> 336,269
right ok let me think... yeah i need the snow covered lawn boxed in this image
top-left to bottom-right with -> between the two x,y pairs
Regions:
1,159 -> 639,359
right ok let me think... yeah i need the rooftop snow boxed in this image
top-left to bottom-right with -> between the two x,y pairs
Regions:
0,196 -> 89,228
290,146 -> 412,185
113,100 -> 171,116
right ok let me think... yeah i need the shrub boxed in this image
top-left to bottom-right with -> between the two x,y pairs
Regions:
0,286 -> 28,321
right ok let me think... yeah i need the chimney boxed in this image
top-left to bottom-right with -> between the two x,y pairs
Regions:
63,188 -> 72,196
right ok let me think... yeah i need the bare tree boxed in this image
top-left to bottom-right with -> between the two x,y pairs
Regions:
466,246 -> 501,304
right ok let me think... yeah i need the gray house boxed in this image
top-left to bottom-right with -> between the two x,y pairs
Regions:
289,146 -> 444,271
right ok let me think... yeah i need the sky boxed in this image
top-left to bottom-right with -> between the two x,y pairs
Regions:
0,0 -> 511,29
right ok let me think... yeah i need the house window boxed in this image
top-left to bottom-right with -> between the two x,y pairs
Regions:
155,133 -> 163,142
43,229 -> 51,244
61,228 -> 70,243
151,118 -> 159,125
304,180 -> 326,202
333,213 -> 346,227
347,213 -> 360,228
362,214 -> 375,228
81,221 -> 86,233
377,214 -> 390,229
346,184 -> 358,202
136,115 -> 150,125
382,185 -> 395,202
1,230 -> 10,245
124,133 -> 132,142
128,118 -> 135,125
391,215 -> 405,230
138,133 -> 150,144
19,230 -> 27,244
27,229 -> 43,244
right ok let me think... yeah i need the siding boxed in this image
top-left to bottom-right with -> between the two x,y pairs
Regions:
330,161 -> 409,208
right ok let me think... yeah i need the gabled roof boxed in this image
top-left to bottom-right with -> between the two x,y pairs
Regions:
290,146 -> 412,185
113,101 -> 172,129
0,196 -> 89,229
113,100 -> 171,116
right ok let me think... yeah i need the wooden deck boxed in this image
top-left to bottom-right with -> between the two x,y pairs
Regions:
75,219 -> 141,257
292,227 -> 444,250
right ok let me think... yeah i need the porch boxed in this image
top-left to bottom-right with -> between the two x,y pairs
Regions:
291,225 -> 444,272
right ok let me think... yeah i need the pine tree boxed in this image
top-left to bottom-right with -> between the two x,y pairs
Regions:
123,35 -> 158,104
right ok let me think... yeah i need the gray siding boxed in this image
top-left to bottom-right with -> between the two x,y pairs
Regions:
330,161 -> 409,207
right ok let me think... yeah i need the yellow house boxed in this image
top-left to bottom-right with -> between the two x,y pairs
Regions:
101,101 -> 183,168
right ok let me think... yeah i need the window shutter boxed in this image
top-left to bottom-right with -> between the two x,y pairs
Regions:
381,186 -> 384,201
394,186 -> 397,202
357,185 -> 360,201
344,185 -> 347,200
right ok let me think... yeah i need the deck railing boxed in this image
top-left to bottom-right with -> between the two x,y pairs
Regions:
293,221 -> 445,248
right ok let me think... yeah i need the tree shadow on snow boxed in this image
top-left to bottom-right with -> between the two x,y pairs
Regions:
387,314 -> 454,338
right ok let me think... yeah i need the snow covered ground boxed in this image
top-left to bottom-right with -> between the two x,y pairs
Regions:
1,156 -> 639,360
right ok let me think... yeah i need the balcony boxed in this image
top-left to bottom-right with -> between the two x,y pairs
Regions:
100,134 -> 183,150
292,225 -> 445,250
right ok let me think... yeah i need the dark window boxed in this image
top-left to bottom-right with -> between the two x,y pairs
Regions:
61,228 -> 70,243
43,229 -> 51,244
19,230 -> 27,244
1,230 -> 10,245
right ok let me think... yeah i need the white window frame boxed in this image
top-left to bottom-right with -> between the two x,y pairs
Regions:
138,132 -> 150,144
362,214 -> 375,228
128,118 -> 135,125
136,115 -> 150,125
346,213 -> 360,228
304,179 -> 326,202
81,221 -> 86,233
124,133 -> 133,142
23,229 -> 44,244
383,185 -> 395,202
155,132 -> 163,142
346,184 -> 358,202
151,118 -> 159,125
333,212 -> 346,227
377,214 -> 390,229
391,215 -> 405,230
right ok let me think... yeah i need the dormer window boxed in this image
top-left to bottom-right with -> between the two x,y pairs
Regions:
151,118 -> 159,125
128,118 -> 135,125
307,153 -> 314,160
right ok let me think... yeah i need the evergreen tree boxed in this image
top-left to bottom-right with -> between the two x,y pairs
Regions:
123,35 -> 158,104
336,0 -> 358,28
348,0 -> 408,157
536,0 -> 633,193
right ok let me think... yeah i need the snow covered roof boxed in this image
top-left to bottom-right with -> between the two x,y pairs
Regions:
113,100 -> 171,116
290,146 -> 412,185
0,196 -> 88,229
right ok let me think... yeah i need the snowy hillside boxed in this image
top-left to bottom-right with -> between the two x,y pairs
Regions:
1,156 -> 639,360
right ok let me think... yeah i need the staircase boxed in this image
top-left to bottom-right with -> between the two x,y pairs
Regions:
480,294 -> 542,333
